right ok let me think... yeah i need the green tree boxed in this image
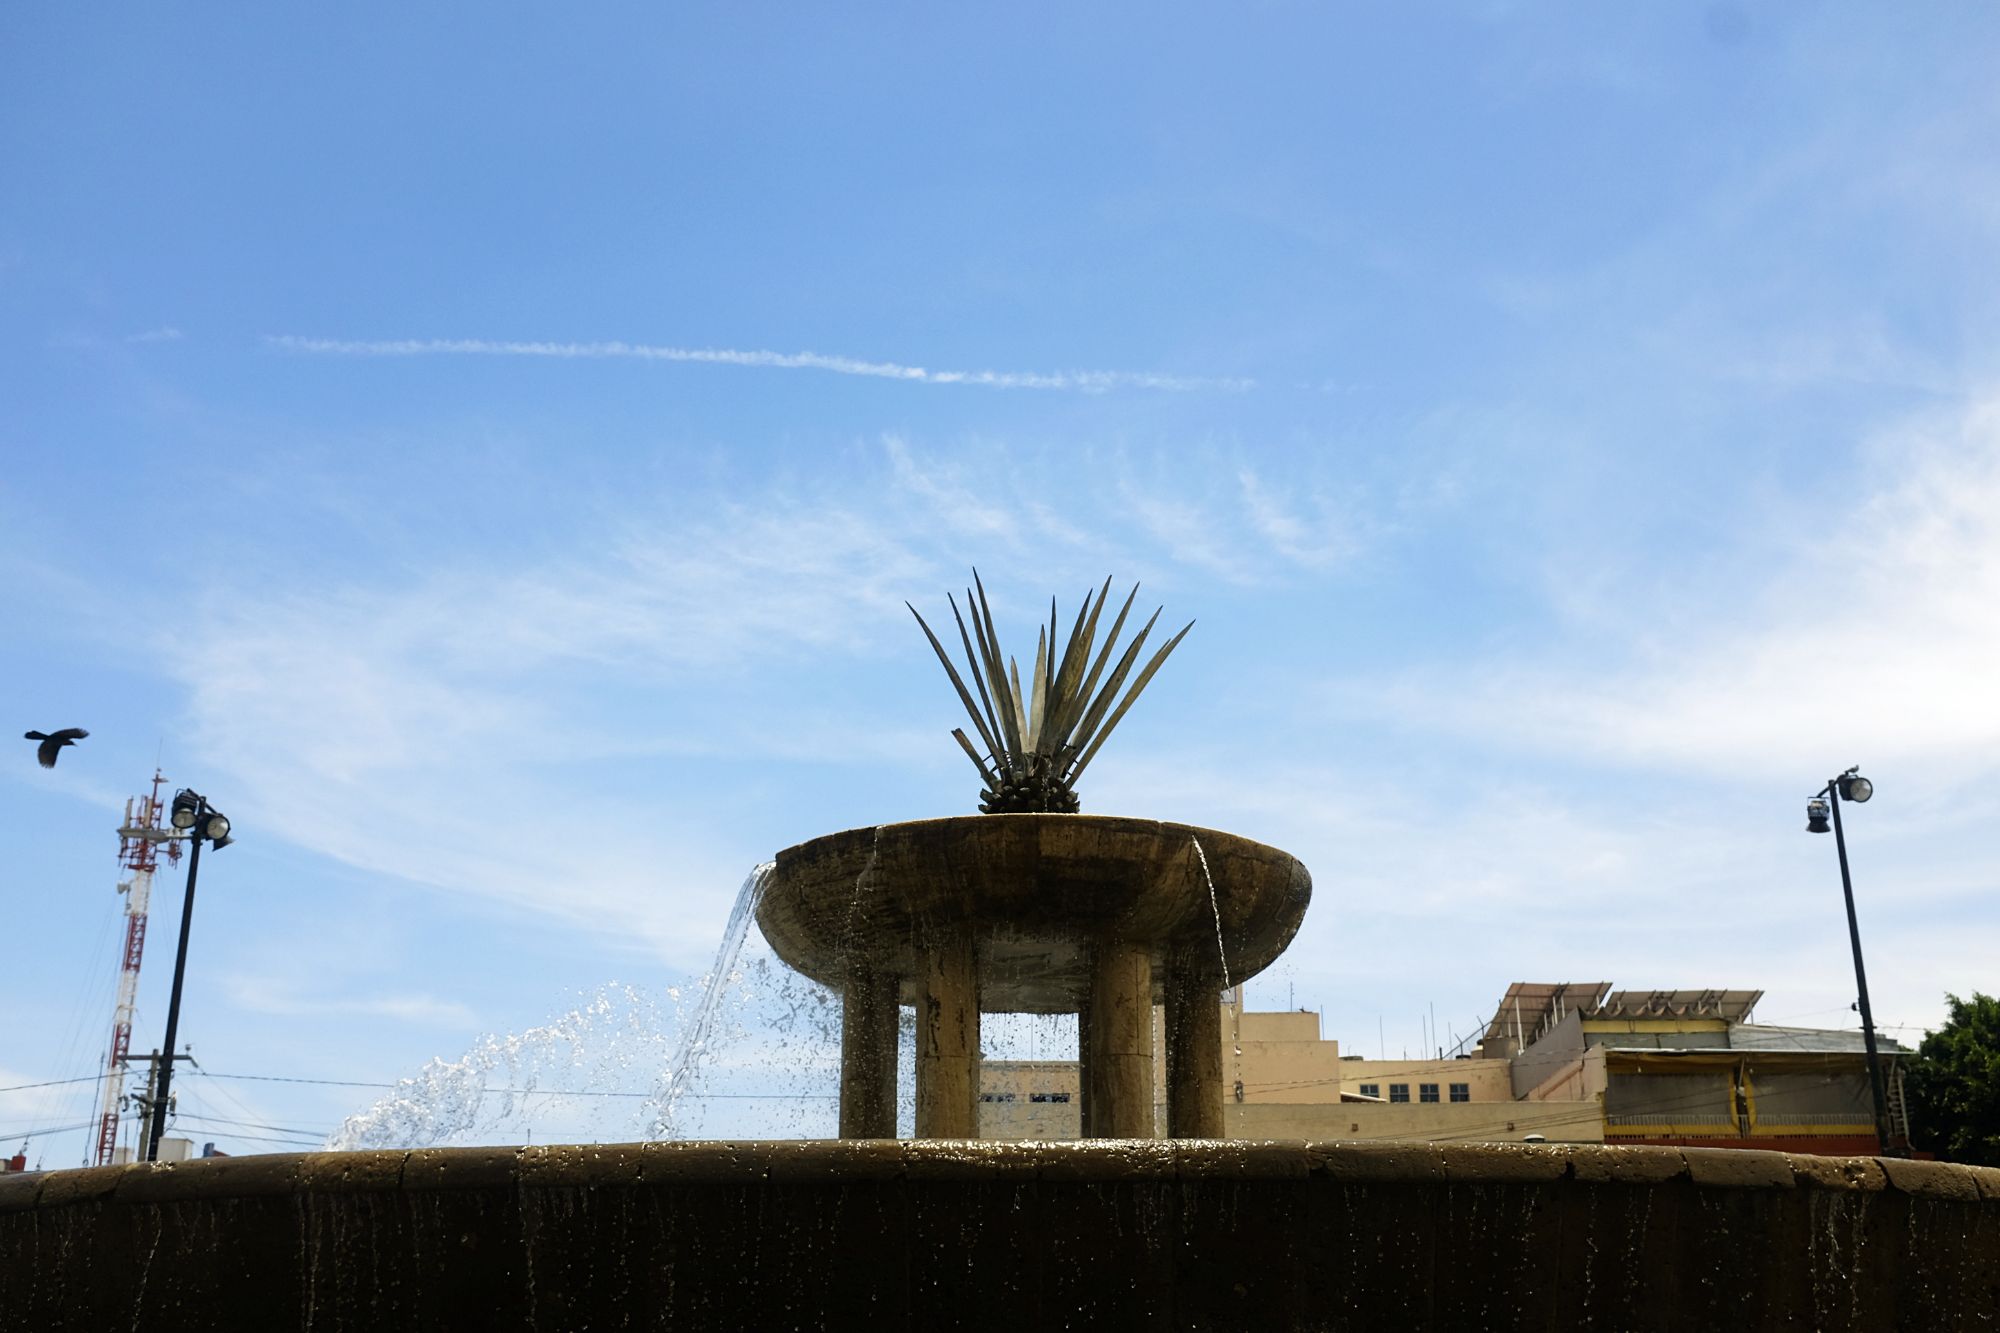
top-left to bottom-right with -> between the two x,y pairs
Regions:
1905,992 -> 2000,1166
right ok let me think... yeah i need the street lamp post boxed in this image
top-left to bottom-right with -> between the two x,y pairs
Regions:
1804,766 -> 1902,1157
146,789 -> 232,1162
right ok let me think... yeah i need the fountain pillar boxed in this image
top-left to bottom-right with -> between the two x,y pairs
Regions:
838,964 -> 899,1139
1165,955 -> 1225,1137
1085,937 -> 1155,1137
914,926 -> 980,1137
1075,1003 -> 1094,1137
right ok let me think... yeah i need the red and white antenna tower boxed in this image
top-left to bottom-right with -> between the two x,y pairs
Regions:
88,771 -> 184,1167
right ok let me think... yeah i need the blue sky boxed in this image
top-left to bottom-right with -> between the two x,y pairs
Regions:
5,3 -> 1998,1162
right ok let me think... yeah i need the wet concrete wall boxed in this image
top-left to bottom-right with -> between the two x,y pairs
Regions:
2,1140 -> 1996,1331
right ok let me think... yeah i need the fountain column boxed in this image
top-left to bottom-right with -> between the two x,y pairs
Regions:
1085,937 -> 1155,1137
1165,954 -> 1225,1137
838,963 -> 898,1139
1075,1003 -> 1094,1137
914,927 -> 980,1137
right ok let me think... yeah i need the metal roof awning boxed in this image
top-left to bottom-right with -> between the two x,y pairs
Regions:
1587,988 -> 1763,1021
1482,981 -> 1612,1051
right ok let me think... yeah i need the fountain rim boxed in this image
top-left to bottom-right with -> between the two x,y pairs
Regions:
6,1141 -> 1993,1206
773,810 -> 1301,863
758,812 -> 1312,1012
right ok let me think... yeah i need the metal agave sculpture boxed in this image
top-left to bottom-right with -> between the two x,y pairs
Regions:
907,572 -> 1194,814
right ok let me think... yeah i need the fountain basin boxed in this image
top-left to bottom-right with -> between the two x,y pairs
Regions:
759,814 -> 1310,1011
3,1141 -> 1995,1330
758,815 -> 1309,1138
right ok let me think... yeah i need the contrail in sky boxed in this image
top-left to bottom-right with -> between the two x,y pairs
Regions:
266,335 -> 1253,393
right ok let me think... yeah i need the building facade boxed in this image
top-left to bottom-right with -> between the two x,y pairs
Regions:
979,979 -> 1910,1155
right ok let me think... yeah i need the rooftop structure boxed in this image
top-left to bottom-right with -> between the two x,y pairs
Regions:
978,979 -> 1913,1157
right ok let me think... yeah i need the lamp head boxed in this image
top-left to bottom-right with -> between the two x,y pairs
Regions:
169,790 -> 200,830
1806,798 -> 1831,834
1838,770 -> 1873,803
202,812 -> 231,844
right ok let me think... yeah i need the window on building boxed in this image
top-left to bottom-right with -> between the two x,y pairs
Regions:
1449,1083 -> 1470,1103
1358,1083 -> 1379,1098
1028,1092 -> 1071,1103
1389,1084 -> 1410,1103
979,1092 -> 1017,1103
1419,1083 -> 1440,1103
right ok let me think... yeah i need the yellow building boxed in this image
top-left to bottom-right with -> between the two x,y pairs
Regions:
979,989 -> 1600,1143
978,980 -> 1907,1154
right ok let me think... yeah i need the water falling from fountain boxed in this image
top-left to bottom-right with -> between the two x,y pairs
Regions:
1190,837 -> 1232,995
1190,836 -> 1239,1057
649,862 -> 775,1137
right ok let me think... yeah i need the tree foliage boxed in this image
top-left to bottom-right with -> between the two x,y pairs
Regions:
1905,992 -> 2000,1166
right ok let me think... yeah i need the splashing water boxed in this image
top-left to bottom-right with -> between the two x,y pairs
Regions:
326,983 -> 681,1150
649,862 -> 775,1137
328,862 -> 852,1150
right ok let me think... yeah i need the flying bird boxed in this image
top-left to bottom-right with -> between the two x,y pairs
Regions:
25,728 -> 88,768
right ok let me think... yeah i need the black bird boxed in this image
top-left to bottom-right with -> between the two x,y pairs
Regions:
25,728 -> 88,768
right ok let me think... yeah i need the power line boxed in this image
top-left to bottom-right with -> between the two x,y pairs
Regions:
193,1072 -> 399,1090
173,1112 -> 337,1139
0,1075 -> 105,1095
0,1120 -> 98,1143
178,1129 -> 326,1149
188,1071 -> 837,1100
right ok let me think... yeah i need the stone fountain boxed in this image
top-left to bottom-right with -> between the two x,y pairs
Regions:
2,576 -> 1996,1330
759,813 -> 1309,1140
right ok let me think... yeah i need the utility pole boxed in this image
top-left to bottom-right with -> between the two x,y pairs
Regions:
123,1050 -> 172,1160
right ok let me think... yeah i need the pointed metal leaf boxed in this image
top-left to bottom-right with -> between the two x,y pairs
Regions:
1047,576 -> 1112,747
1028,626 -> 1049,753
1070,582 -> 1141,732
1066,618 -> 1194,782
972,570 -> 1023,761
1066,605 -> 1162,766
908,602 -> 1001,758
952,728 -> 997,785
950,593 -> 1005,766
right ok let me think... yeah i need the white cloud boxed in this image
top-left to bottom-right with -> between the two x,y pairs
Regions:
1350,398 -> 2000,784
125,326 -> 184,344
222,977 -> 478,1028
1236,468 -> 1369,570
266,335 -> 1254,394
146,436 -> 1426,964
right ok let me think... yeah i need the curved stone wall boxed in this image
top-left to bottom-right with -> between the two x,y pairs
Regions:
2,1141 -> 1996,1330
760,815 -> 1311,1010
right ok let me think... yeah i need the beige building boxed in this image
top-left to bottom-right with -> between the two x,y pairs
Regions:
978,1060 -> 1081,1138
979,979 -> 1906,1155
980,988 -> 1600,1143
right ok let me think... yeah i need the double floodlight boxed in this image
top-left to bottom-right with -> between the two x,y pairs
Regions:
170,789 -> 234,849
1804,767 -> 1873,834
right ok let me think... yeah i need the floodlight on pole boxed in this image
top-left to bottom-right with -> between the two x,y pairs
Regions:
1803,766 -> 1902,1157
145,789 -> 233,1162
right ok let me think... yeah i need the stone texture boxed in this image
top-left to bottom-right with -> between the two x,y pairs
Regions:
758,814 -> 1310,1014
914,926 -> 979,1138
1165,951 -> 1225,1138
1084,936 -> 1153,1137
838,963 -> 899,1139
2,1142 -> 1997,1330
